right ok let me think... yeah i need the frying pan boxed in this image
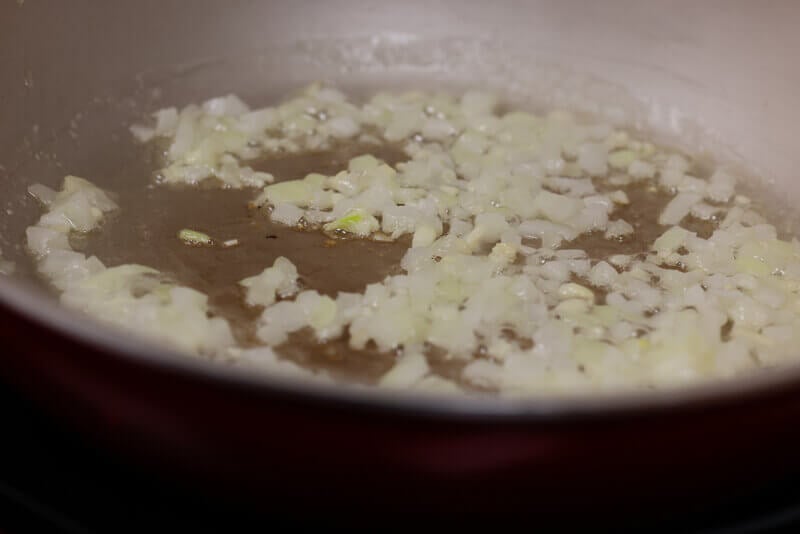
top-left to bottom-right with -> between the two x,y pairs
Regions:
2,0 -> 800,523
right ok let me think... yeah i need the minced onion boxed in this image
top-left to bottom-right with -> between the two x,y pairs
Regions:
26,84 -> 800,395
26,176 -> 236,355
178,228 -> 214,246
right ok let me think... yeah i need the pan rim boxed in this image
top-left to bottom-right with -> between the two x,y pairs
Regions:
1,275 -> 797,422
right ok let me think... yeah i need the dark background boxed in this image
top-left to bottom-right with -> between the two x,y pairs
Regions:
1,375 -> 800,533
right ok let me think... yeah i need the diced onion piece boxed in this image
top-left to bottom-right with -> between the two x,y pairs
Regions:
577,142 -> 608,176
271,203 -> 305,226
608,150 -> 636,170
558,282 -> 594,300
659,192 -> 703,225
379,351 -> 429,388
605,219 -> 634,239
327,116 -> 360,139
412,223 -> 438,248
534,191 -> 583,224
323,208 -> 379,237
261,180 -> 315,206
628,160 -> 656,179
178,229 -> 213,246
589,261 -> 618,287
28,183 -> 58,206
240,256 -> 300,307
466,213 -> 509,248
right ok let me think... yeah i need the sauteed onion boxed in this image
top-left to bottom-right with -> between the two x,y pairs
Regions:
24,85 -> 800,395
